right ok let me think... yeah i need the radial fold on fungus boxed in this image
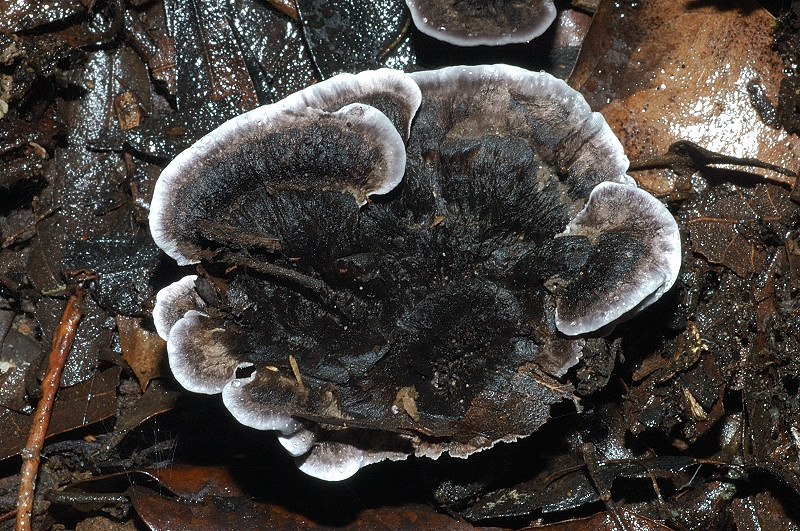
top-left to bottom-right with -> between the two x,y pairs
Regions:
150,65 -> 681,481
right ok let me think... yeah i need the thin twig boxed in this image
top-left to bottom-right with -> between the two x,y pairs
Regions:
221,250 -> 332,295
16,290 -> 84,531
378,17 -> 412,60
2,207 -> 58,249
629,139 -> 797,188
265,0 -> 299,21
288,355 -> 305,391
218,249 -> 375,322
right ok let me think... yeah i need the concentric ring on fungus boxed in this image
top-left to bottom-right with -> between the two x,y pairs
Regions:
150,65 -> 681,481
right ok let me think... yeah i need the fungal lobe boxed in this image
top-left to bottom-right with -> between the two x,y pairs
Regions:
405,0 -> 557,46
149,69 -> 420,266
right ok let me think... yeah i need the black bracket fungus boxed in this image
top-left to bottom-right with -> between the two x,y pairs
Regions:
404,0 -> 557,46
150,65 -> 681,481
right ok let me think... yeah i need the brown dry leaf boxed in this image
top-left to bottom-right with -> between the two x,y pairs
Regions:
523,507 -> 673,530
731,491 -> 800,531
75,516 -> 139,531
139,463 -> 243,498
130,484 -> 503,531
116,315 -> 166,391
570,0 -> 799,196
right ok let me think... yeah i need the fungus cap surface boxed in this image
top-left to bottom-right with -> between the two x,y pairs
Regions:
405,0 -> 557,46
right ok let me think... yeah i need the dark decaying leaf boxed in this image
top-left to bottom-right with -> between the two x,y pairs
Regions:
743,325 -> 800,495
124,0 -> 176,95
296,0 -> 416,77
163,0 -> 258,115
231,0 -> 319,102
0,33 -> 84,119
731,492 -> 800,531
625,350 -> 725,441
462,453 -> 697,521
0,327 -> 41,414
0,0 -> 86,33
20,46 -> 152,385
520,507 -> 674,531
111,378 -> 178,433
63,229 -> 161,317
682,183 -> 793,277
127,0 -> 318,163
775,4 -> 800,136
126,0 -> 264,162
0,366 -> 120,461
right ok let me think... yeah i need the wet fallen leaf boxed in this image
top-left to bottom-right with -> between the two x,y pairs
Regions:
0,0 -> 85,33
124,0 -> 176,94
138,463 -> 244,498
111,378 -> 178,434
63,227 -> 161,316
731,491 -> 800,531
75,516 -> 139,531
0,366 -> 120,460
232,0 -> 319,102
462,451 -> 697,521
0,327 -> 41,413
571,0 -> 800,196
522,507 -> 673,530
682,183 -> 793,277
163,0 -> 258,113
296,0 -> 415,77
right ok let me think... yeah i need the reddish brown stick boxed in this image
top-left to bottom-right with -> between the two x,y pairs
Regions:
16,290 -> 84,531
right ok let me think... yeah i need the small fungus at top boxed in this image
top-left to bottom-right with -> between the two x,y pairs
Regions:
404,0 -> 557,46
150,65 -> 681,481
